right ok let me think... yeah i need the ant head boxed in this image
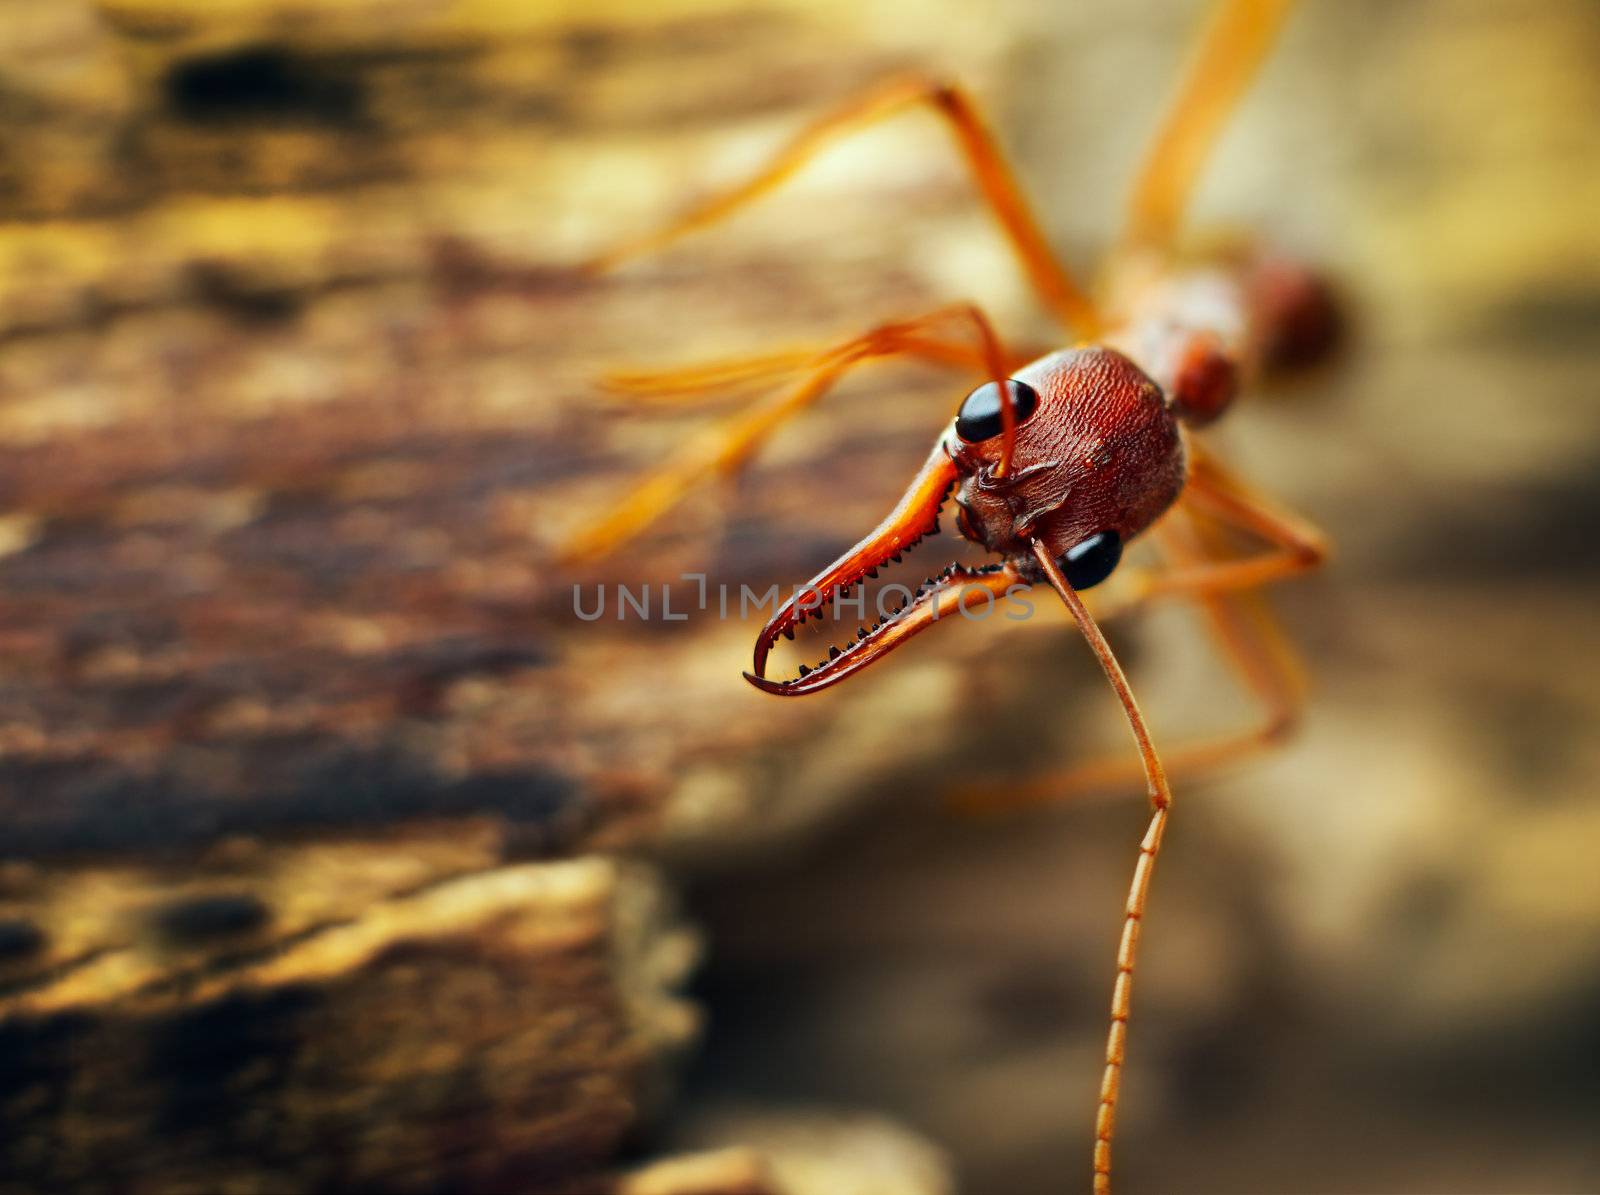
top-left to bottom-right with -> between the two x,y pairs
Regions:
947,348 -> 1185,572
746,347 -> 1185,696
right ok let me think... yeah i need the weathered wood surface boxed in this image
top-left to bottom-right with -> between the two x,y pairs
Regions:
0,831 -> 947,1194
5,0 -> 1597,1192
0,0 -> 1024,1190
0,843 -> 699,1193
0,0 -> 1081,865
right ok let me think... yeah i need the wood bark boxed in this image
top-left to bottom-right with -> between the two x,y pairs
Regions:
0,2 -> 1012,1190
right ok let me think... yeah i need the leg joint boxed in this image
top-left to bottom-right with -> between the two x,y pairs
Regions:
1290,531 -> 1330,567
1260,704 -> 1301,745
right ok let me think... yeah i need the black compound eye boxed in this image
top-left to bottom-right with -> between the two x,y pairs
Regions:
955,379 -> 1039,442
1059,530 -> 1122,590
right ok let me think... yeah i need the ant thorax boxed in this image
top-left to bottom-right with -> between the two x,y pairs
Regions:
1104,246 -> 1341,424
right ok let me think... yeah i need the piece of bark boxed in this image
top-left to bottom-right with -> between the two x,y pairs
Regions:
0,0 -> 1086,866
0,845 -> 700,1194
0,3 -> 1085,1192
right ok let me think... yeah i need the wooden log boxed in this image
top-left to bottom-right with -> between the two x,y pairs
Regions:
0,1 -> 1079,1190
0,0 -> 1085,864
0,843 -> 701,1193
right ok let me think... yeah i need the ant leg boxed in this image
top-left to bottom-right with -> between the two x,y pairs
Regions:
601,347 -> 824,403
1123,0 -> 1300,248
955,513 -> 1304,813
1133,444 -> 1328,602
600,333 -> 1013,406
950,453 -> 1323,812
584,74 -> 1098,338
554,304 -> 1009,564
1030,541 -> 1171,1195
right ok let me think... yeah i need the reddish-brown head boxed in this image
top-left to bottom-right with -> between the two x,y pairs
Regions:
950,348 -> 1185,566
746,347 -> 1185,695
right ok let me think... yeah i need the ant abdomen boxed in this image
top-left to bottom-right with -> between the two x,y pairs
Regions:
1247,254 -> 1344,374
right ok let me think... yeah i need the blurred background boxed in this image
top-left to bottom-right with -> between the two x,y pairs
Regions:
0,0 -> 1596,1192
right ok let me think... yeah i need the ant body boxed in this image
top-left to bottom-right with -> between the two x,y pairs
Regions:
563,1 -> 1339,1189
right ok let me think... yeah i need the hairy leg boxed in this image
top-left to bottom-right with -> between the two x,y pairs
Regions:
597,329 -> 1041,405
1030,541 -> 1172,1195
555,304 -> 1009,563
583,74 -> 1098,338
1123,0 -> 1300,249
950,452 -> 1323,811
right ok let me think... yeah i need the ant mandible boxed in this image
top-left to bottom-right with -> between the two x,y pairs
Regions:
561,0 -> 1339,1190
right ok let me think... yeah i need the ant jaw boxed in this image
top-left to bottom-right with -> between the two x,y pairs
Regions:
745,560 -> 1025,695
750,442 -> 959,678
747,440 -> 1026,696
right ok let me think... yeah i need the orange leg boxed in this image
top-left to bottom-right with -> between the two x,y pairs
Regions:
583,74 -> 1098,339
1006,519 -> 1307,806
1123,0 -> 1300,249
1030,540 -> 1171,1195
601,346 -> 825,403
951,453 -> 1323,813
1136,443 -> 1328,601
598,331 -> 1027,406
554,304 -> 1009,564
1015,462 -> 1321,1192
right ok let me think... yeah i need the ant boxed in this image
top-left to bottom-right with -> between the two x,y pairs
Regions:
561,0 -> 1339,1189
